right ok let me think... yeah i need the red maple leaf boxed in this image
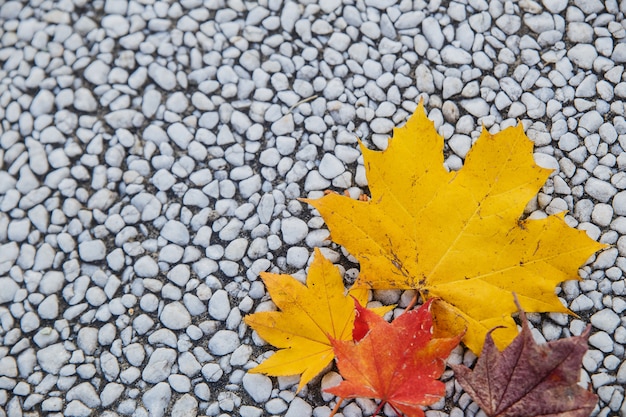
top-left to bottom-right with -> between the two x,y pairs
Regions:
452,297 -> 598,417
326,299 -> 463,417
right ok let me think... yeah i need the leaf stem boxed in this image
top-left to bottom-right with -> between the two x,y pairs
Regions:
288,94 -> 318,113
328,398 -> 343,417
372,400 -> 386,416
403,294 -> 418,312
389,403 -> 405,416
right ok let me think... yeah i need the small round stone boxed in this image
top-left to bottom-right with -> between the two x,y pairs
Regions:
78,240 -> 106,262
242,373 -> 272,403
281,217 -> 308,245
134,256 -> 159,278
208,330 -> 240,355
160,302 -> 191,330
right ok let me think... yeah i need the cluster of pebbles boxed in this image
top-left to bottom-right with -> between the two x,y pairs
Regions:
0,0 -> 626,416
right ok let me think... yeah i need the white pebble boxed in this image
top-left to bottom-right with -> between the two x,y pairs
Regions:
271,114 -> 294,136
209,289 -> 231,321
142,348 -> 177,383
36,343 -> 71,374
148,63 -> 176,90
281,217 -> 308,244
585,178 -> 617,203
134,256 -> 158,278
318,154 -> 345,179
160,302 -> 191,330
590,309 -> 621,333
142,383 -> 171,417
588,331 -> 615,353
83,60 -> 110,85
242,373 -> 272,403
208,330 -> 240,355
160,220 -> 190,245
78,240 -> 106,262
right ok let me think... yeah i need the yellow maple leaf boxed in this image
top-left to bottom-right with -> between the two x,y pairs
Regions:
244,248 -> 392,391
305,102 -> 606,354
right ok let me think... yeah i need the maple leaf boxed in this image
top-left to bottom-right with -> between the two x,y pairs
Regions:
305,101 -> 606,353
326,299 -> 463,417
451,296 -> 598,417
244,248 -> 392,391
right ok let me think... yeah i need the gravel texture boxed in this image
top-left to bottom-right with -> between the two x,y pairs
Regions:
1,0 -> 626,416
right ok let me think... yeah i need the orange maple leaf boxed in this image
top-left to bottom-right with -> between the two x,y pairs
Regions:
306,101 -> 606,353
326,299 -> 462,417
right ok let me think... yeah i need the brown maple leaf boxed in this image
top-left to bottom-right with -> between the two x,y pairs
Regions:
451,296 -> 598,417
326,299 -> 463,417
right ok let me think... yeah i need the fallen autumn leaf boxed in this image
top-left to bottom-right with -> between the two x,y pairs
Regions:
306,101 -> 606,353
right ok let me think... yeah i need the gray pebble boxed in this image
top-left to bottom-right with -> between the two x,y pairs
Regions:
21,311 -> 40,333
591,309 -> 621,333
285,397 -> 313,417
142,382 -> 172,417
135,256 -> 159,278
171,393 -> 198,414
265,398 -> 288,414
202,362 -> 223,382
140,293 -> 159,312
0,277 -> 19,303
123,343 -> 146,367
589,331 -> 615,353
585,178 -> 617,203
98,323 -> 116,345
208,330 -> 240,355
208,289 -> 231,322
461,98 -> 490,118
579,111 -> 603,133
281,217 -> 308,245
613,191 -> 626,215
558,133 -> 579,152
178,351 -> 202,377
160,220 -> 189,245
441,46 -> 473,65
271,114 -> 294,136
66,382 -> 101,408
101,382 -> 124,407
286,247 -> 310,268
167,264 -> 190,287
77,327 -> 99,355
36,343 -> 70,374
39,271 -> 65,295
83,60 -> 110,85
8,218 -> 31,242
148,63 -> 177,90
318,154 -> 345,179
243,373 -> 272,403
64,400 -> 92,416
37,294 -> 59,319
160,301 -> 191,330
421,17 -> 444,49
142,348 -> 177,384
612,44 -> 626,63
78,240 -> 106,262
133,314 -> 155,335
567,44 -> 597,69
591,203 -> 613,226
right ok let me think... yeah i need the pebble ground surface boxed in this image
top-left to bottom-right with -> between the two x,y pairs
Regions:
1,0 -> 626,416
